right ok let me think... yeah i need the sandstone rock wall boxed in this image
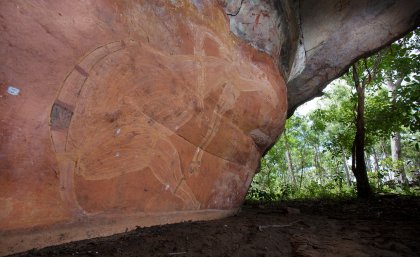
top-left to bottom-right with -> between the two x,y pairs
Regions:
0,1 -> 286,254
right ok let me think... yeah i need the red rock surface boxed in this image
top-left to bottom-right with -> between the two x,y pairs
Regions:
0,0 -> 286,254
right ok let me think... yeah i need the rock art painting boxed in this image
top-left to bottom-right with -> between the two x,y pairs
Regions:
0,0 -> 286,254
1,0 -> 417,255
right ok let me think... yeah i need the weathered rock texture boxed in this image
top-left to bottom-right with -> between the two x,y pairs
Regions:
0,0 -> 419,255
0,1 -> 286,255
225,0 -> 420,115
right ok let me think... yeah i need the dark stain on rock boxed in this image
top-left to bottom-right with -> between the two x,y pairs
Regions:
50,101 -> 74,130
105,110 -> 121,123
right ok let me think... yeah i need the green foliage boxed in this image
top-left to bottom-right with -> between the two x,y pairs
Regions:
247,29 -> 420,202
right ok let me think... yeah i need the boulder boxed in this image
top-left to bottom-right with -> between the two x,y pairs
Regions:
0,1 -> 286,254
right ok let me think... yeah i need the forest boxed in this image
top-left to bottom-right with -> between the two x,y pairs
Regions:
248,29 -> 420,201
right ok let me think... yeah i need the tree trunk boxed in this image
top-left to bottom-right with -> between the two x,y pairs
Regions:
313,145 -> 324,185
386,79 -> 409,186
351,64 -> 372,198
336,163 -> 343,191
341,146 -> 352,186
284,130 -> 297,185
365,152 -> 372,173
381,140 -> 389,159
299,151 -> 305,191
390,132 -> 409,185
372,147 -> 381,188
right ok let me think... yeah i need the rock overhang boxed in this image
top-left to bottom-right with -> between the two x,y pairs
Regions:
0,0 -> 419,255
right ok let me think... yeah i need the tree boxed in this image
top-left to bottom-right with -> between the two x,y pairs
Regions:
378,30 -> 420,185
309,84 -> 355,187
350,61 -> 373,198
249,30 -> 419,200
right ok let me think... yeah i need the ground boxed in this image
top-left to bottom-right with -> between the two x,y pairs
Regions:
10,195 -> 420,257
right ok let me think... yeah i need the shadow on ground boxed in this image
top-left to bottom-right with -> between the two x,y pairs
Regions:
10,195 -> 420,257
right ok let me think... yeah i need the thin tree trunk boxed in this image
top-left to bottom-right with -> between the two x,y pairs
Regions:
314,145 -> 323,185
381,140 -> 389,159
372,147 -> 381,188
282,153 -> 288,185
386,78 -> 409,186
390,132 -> 408,185
336,163 -> 343,191
284,130 -> 296,185
341,146 -> 352,186
351,63 -> 372,198
365,152 -> 372,173
299,151 -> 305,191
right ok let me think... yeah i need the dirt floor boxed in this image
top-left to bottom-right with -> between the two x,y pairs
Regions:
10,195 -> 420,257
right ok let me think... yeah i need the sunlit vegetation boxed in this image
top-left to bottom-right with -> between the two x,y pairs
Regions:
247,29 -> 419,201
